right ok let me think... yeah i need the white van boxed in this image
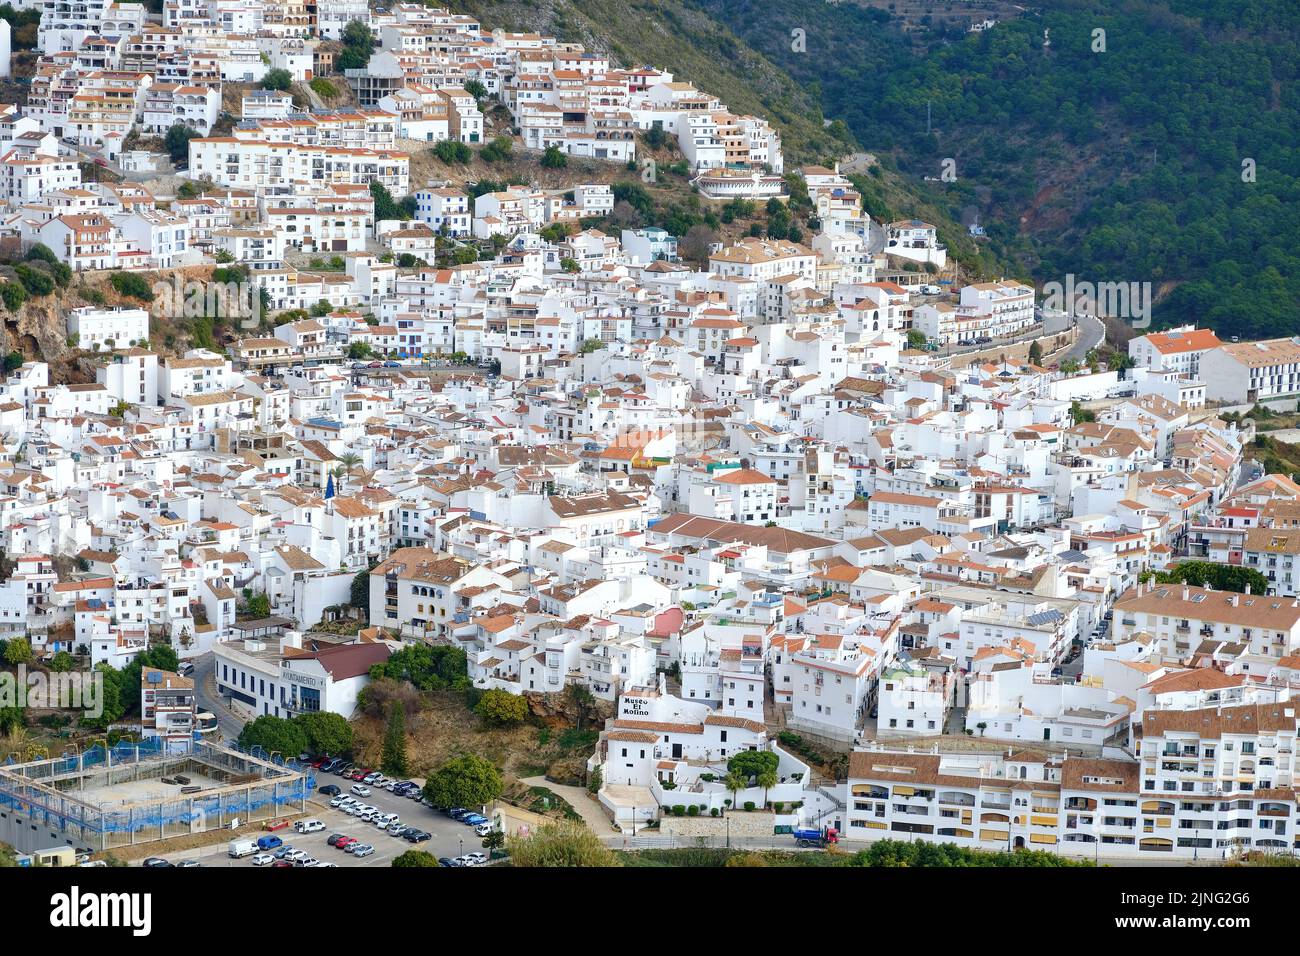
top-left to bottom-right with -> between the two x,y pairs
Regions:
295,819 -> 325,834
228,838 -> 258,858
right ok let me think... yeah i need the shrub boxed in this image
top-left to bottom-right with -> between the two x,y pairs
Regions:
686,805 -> 699,816
744,801 -> 756,812
540,144 -> 567,168
14,263 -> 54,297
309,77 -> 337,99
672,805 -> 686,817
474,688 -> 529,727
0,281 -> 25,311
261,68 -> 292,92
433,139 -> 471,164
774,802 -> 785,813
110,272 -> 154,302
479,136 -> 513,163
710,808 -> 719,817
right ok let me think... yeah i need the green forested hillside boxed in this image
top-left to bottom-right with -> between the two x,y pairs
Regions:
449,0 -> 1300,337
446,0 -> 1009,275
682,0 -> 1300,336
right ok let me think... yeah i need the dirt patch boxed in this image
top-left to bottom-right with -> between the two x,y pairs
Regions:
350,690 -> 601,785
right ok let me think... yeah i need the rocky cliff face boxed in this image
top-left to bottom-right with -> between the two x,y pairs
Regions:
526,690 -> 615,729
0,293 -> 93,384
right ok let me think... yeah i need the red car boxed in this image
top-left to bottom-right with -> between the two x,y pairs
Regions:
335,837 -> 358,851
349,769 -> 370,781
272,860 -> 292,868
311,758 -> 326,769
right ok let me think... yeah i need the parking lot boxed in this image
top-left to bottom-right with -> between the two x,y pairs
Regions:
142,777 -> 493,868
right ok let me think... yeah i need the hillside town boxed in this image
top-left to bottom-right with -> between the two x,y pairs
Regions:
0,0 -> 1297,873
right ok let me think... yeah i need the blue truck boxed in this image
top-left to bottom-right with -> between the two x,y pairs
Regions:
792,826 -> 839,848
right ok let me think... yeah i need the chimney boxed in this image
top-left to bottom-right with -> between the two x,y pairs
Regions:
1245,583 -> 1251,595
1230,594 -> 1239,607
1182,587 -> 1189,601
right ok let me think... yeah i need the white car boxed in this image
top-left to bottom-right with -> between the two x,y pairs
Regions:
250,853 -> 274,866
329,796 -> 348,808
295,819 -> 325,834
474,823 -> 493,837
350,784 -> 372,797
465,852 -> 488,866
351,844 -> 375,858
284,849 -> 308,863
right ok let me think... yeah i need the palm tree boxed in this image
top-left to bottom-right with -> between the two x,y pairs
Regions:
724,770 -> 746,810
335,452 -> 362,492
757,768 -> 778,808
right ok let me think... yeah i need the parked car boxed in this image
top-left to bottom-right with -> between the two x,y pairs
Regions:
448,807 -> 470,819
326,834 -> 349,846
272,845 -> 295,859
295,819 -> 325,834
272,861 -> 292,868
474,823 -> 493,837
320,758 -> 341,773
403,829 -> 431,843
351,844 -> 375,858
462,814 -> 488,827
251,853 -> 274,867
351,784 -> 372,797
363,772 -> 383,785
319,784 -> 341,796
142,857 -> 171,868
465,852 -> 488,866
176,860 -> 202,868
256,835 -> 283,851
335,837 -> 358,851
438,857 -> 456,867
387,823 -> 408,837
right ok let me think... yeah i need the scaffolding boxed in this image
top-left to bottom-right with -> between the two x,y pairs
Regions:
0,738 -> 316,852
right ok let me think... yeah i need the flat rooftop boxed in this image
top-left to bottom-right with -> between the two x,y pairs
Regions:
72,768 -> 227,808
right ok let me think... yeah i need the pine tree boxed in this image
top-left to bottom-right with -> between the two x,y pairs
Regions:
381,702 -> 409,776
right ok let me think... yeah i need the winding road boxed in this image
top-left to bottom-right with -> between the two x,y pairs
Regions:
191,651 -> 245,740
